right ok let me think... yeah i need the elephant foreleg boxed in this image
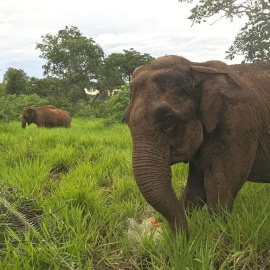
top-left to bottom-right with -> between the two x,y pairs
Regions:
204,139 -> 258,215
204,171 -> 245,216
179,162 -> 206,214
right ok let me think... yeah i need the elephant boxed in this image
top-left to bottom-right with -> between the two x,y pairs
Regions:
124,55 -> 270,234
22,106 -> 71,128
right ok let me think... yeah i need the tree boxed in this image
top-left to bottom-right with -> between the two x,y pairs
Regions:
25,77 -> 70,110
179,0 -> 270,62
121,48 -> 155,82
92,49 -> 154,105
3,68 -> 29,95
27,77 -> 62,97
98,53 -> 126,94
36,26 -> 104,106
103,83 -> 131,125
102,48 -> 155,86
0,83 -> 6,96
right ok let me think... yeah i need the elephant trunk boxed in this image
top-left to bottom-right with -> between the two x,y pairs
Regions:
22,117 -> 26,129
132,139 -> 188,233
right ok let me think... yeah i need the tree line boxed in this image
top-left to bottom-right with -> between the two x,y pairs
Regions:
0,26 -> 154,122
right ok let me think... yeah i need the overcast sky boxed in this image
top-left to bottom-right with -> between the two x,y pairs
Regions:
0,0 -> 246,81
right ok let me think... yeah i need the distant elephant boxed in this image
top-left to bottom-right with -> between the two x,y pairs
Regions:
22,106 -> 71,128
124,55 -> 270,234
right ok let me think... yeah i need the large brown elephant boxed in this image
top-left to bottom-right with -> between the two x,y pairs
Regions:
124,55 -> 270,234
22,106 -> 71,128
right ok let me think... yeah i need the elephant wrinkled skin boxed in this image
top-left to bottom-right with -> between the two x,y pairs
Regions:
124,55 -> 270,233
22,106 -> 71,128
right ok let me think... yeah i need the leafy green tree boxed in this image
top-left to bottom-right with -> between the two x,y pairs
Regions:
3,68 -> 29,95
26,77 -> 39,95
102,49 -> 154,88
179,0 -> 270,62
27,77 -> 61,97
121,48 -> 155,82
26,77 -> 71,111
36,26 -> 104,105
103,84 -> 131,125
98,53 -> 126,93
0,83 -> 6,96
92,49 -> 154,106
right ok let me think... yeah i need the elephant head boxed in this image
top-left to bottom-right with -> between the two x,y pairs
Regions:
22,108 -> 37,128
124,56 -> 253,232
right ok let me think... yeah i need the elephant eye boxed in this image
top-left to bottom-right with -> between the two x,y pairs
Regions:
162,113 -> 177,133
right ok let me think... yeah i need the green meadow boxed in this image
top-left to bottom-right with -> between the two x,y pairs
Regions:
0,118 -> 269,269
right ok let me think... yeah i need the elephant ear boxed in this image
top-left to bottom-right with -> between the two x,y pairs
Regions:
28,108 -> 37,119
190,65 -> 253,133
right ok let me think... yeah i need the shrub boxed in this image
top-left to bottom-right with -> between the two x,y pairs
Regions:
74,101 -> 97,118
0,94 -> 48,122
47,96 -> 72,114
103,84 -> 130,125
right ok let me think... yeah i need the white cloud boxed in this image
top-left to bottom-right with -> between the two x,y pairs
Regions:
0,0 -> 246,80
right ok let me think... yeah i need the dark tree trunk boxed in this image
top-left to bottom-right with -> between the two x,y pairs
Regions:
83,89 -> 89,104
91,94 -> 100,107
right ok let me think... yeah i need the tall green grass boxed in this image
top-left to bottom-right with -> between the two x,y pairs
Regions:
0,119 -> 269,269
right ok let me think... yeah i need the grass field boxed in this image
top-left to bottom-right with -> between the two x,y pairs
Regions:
0,118 -> 269,269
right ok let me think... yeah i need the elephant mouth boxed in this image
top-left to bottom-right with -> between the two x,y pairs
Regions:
170,146 -> 191,165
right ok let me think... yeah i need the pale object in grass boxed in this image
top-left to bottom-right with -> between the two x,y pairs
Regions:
127,217 -> 162,249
